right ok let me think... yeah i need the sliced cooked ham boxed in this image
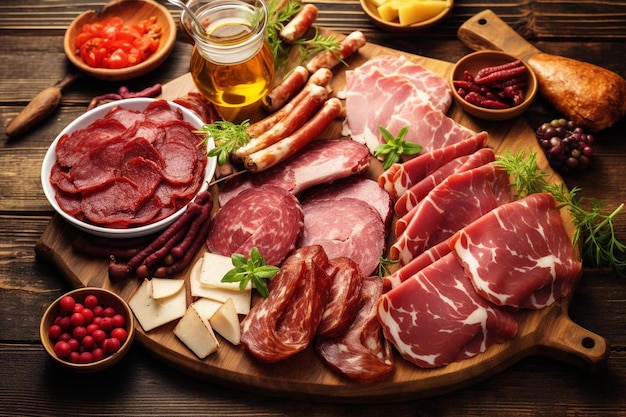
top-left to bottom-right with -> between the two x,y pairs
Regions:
377,253 -> 519,368
218,140 -> 370,206
298,197 -> 385,277
450,193 -> 582,310
391,162 -> 510,265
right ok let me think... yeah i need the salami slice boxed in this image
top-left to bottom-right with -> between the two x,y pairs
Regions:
240,246 -> 332,362
316,276 -> 394,383
206,185 -> 303,266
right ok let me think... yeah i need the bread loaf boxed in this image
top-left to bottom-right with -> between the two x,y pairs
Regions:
528,53 -> 626,132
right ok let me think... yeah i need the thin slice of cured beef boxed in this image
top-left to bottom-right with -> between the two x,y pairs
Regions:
317,257 -> 363,338
316,276 -> 394,382
298,197 -> 385,277
391,162 -> 510,265
450,193 -> 582,310
218,139 -> 370,206
379,131 -> 488,201
301,176 -> 392,225
173,92 -> 220,124
384,240 -> 451,290
240,246 -> 332,362
55,118 -> 127,168
377,252 -> 519,368
394,147 -> 496,217
206,185 -> 303,266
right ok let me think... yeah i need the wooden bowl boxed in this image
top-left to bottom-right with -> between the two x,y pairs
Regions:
63,0 -> 177,81
360,0 -> 453,32
450,50 -> 538,121
40,287 -> 135,372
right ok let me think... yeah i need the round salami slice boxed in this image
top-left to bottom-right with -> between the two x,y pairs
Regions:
206,185 -> 303,266
298,197 -> 385,276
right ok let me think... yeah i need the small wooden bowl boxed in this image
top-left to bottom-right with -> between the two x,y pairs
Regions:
63,0 -> 176,81
40,287 -> 135,372
450,50 -> 538,121
360,0 -> 453,33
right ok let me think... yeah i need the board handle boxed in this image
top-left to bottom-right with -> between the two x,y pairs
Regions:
534,304 -> 610,371
457,9 -> 541,61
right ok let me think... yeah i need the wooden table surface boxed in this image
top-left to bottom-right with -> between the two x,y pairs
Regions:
1,1 -> 625,416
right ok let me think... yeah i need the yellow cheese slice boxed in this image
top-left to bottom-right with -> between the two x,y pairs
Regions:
128,279 -> 187,332
209,298 -> 241,345
150,278 -> 185,300
199,252 -> 251,291
174,305 -> 219,359
395,0 -> 448,26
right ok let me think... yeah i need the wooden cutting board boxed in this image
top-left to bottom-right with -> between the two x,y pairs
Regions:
35,35 -> 610,403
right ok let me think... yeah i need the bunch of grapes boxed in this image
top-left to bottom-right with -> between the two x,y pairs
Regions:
536,118 -> 595,174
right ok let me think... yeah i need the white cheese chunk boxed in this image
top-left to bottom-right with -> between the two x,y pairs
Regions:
151,278 -> 185,300
190,297 -> 223,322
128,279 -> 186,332
190,255 -> 251,315
209,298 -> 241,345
199,252 -> 251,291
174,305 -> 219,359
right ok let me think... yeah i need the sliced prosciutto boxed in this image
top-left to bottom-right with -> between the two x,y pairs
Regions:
394,147 -> 496,217
298,197 -> 385,277
317,276 -> 394,382
218,140 -> 370,206
206,185 -> 303,266
377,253 -> 519,368
450,193 -> 582,310
391,162 -> 510,265
379,131 -> 488,201
240,246 -> 332,362
383,240 -> 451,290
345,55 -> 462,155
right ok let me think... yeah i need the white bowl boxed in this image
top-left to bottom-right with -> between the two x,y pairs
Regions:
41,98 -> 216,239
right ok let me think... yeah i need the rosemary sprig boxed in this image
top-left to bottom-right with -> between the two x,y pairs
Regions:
290,28 -> 343,67
378,255 -> 400,277
221,247 -> 280,297
374,125 -> 423,169
266,0 -> 301,69
196,120 -> 250,166
495,150 -> 626,276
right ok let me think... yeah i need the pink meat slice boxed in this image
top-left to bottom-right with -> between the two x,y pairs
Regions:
298,197 -> 385,277
316,257 -> 363,339
316,276 -> 394,382
207,185 -> 303,266
377,252 -> 519,368
379,131 -> 488,201
384,240 -> 451,290
390,162 -> 510,265
218,140 -> 371,206
395,147 -> 496,217
301,176 -> 392,225
450,193 -> 582,310
240,246 -> 332,362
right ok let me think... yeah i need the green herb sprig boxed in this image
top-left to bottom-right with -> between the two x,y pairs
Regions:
374,125 -> 423,169
378,255 -> 400,277
221,247 -> 280,297
495,150 -> 626,276
266,0 -> 301,68
197,120 -> 251,166
290,28 -> 343,67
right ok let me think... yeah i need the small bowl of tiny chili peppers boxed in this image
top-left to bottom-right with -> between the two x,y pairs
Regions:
450,50 -> 538,121
40,287 -> 135,372
64,0 -> 177,81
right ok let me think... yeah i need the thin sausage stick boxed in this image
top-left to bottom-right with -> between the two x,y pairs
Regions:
279,4 -> 319,42
244,98 -> 343,173
234,84 -> 328,160
263,66 -> 310,112
305,31 -> 366,73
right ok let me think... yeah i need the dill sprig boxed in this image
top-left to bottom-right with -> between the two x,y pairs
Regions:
495,150 -> 626,276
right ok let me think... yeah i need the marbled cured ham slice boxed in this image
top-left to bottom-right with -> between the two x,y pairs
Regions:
317,276 -> 394,382
218,140 -> 370,206
383,240 -> 451,290
240,246 -> 332,362
450,193 -> 582,310
390,162 -> 510,265
394,147 -> 496,218
377,253 -> 519,368
379,131 -> 488,201
206,185 -> 303,266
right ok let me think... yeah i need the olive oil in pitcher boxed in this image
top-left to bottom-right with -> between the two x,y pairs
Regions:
189,0 -> 275,122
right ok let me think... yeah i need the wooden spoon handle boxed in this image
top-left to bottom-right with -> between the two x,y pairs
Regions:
457,9 -> 542,61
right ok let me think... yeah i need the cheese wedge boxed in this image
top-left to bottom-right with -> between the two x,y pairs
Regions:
199,252 -> 251,291
174,305 -> 219,359
190,297 -> 223,322
209,298 -> 241,345
151,278 -> 185,300
128,279 -> 186,332
395,0 -> 447,26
